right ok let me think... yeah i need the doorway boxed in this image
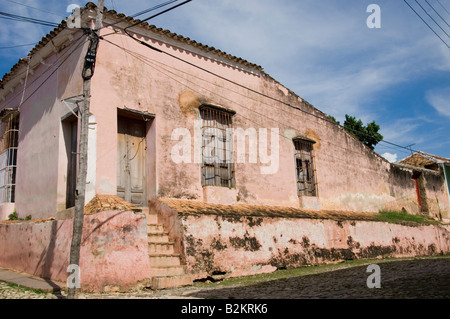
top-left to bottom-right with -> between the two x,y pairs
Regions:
117,116 -> 147,206
65,118 -> 78,209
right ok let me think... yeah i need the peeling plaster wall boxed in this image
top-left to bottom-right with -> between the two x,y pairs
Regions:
178,213 -> 450,280
0,31 -> 86,220
91,28 -> 449,218
0,210 -> 151,292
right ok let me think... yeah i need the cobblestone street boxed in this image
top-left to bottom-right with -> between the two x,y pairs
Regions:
1,257 -> 449,299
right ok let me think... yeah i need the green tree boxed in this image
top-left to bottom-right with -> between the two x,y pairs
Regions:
343,115 -> 383,150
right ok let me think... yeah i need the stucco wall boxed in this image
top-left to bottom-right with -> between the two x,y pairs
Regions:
179,213 -> 450,280
90,26 -> 449,219
0,210 -> 151,292
0,16 -> 447,220
0,30 -> 87,220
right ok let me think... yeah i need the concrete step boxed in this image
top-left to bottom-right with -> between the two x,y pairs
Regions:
145,214 -> 159,225
151,275 -> 193,290
148,254 -> 181,267
148,242 -> 175,254
147,232 -> 170,243
147,224 -> 164,233
151,265 -> 187,277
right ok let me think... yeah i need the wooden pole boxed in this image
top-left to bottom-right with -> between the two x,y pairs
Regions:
67,0 -> 104,299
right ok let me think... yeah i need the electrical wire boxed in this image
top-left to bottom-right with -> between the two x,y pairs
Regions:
0,11 -> 60,27
3,0 -> 66,18
123,0 -> 191,32
102,37 -> 418,159
0,42 -> 37,49
403,0 -> 450,48
414,0 -> 450,38
13,36 -> 89,110
436,0 -> 450,16
424,0 -> 450,27
100,0 -> 180,30
1,34 -> 88,108
120,30 -> 404,153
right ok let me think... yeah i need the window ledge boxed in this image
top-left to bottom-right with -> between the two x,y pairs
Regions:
298,196 -> 321,211
203,186 -> 238,206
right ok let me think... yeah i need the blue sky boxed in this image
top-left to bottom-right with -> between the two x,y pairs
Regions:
1,0 -> 449,161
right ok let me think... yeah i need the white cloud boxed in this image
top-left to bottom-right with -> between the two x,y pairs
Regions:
381,152 -> 398,163
426,88 -> 450,118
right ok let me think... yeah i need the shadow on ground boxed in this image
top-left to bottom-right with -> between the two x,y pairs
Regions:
185,258 -> 450,299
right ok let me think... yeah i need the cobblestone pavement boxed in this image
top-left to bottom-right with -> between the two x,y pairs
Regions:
1,257 -> 449,299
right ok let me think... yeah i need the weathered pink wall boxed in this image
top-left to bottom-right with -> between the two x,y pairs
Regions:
179,213 -> 450,280
0,9 -> 447,220
0,210 -> 151,292
0,29 -> 87,220
90,23 -> 449,219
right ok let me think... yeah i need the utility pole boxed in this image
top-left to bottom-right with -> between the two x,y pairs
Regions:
67,0 -> 104,299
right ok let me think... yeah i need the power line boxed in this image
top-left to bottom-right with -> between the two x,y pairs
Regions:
102,37 -> 422,156
403,0 -> 450,48
3,0 -> 65,18
1,34 -> 88,107
123,0 -> 192,32
101,0 -> 180,30
14,36 -> 88,110
436,0 -> 450,16
0,42 -> 37,49
414,0 -> 450,38
424,0 -> 450,27
0,11 -> 60,27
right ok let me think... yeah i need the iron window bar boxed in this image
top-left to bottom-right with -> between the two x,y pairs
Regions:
200,106 -> 235,188
294,138 -> 317,197
0,112 -> 19,204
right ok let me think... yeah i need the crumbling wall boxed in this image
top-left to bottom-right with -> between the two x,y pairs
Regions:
0,210 -> 151,292
176,212 -> 450,280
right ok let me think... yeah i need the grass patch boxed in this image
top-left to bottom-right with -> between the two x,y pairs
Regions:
193,255 -> 450,289
1,281 -> 48,295
375,210 -> 441,226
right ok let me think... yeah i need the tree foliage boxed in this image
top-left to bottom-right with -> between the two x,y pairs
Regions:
343,115 -> 383,150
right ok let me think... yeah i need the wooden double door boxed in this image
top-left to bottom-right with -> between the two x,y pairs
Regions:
117,116 -> 147,206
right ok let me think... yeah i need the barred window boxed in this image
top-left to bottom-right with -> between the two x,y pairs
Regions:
200,106 -> 234,188
294,138 -> 317,197
0,112 -> 19,204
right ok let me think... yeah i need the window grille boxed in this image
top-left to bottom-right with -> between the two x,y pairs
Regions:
294,138 -> 317,197
200,106 -> 234,188
0,113 -> 19,204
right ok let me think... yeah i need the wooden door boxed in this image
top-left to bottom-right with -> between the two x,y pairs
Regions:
66,120 -> 78,208
117,116 -> 146,206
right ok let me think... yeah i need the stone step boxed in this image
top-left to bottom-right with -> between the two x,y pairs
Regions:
147,232 -> 170,243
151,275 -> 193,290
147,224 -> 164,233
148,242 -> 175,254
145,214 -> 159,225
151,265 -> 187,277
148,254 -> 181,267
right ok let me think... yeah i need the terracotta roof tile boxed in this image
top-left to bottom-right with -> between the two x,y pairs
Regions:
158,198 -> 379,222
1,2 -> 262,89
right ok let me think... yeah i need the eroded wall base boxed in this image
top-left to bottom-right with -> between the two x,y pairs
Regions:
152,199 -> 450,281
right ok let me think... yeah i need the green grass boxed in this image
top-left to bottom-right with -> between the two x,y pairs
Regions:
1,281 -> 48,295
193,255 -> 450,289
375,210 -> 441,226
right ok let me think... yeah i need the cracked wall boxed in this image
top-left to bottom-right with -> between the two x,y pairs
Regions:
178,213 -> 450,281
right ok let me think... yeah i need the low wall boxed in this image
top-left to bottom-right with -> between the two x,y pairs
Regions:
0,210 -> 151,292
152,199 -> 450,280
0,203 -> 15,222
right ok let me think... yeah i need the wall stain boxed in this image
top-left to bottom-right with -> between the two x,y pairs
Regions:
229,232 -> 262,251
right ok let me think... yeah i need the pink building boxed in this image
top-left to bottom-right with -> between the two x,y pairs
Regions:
0,3 -> 449,291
